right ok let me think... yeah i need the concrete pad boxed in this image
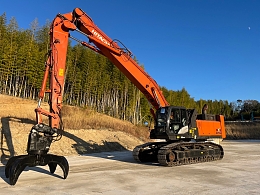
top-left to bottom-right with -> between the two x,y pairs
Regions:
1,140 -> 260,194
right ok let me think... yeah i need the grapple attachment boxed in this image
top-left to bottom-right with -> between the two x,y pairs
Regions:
5,124 -> 69,185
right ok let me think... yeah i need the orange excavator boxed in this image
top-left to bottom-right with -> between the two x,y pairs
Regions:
5,8 -> 226,185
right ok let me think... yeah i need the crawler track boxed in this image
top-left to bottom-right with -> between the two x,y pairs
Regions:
133,141 -> 224,166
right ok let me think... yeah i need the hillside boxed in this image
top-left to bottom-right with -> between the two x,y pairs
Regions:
2,93 -> 260,163
0,94 -> 147,162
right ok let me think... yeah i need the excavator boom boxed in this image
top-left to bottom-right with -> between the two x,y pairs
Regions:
72,8 -> 169,109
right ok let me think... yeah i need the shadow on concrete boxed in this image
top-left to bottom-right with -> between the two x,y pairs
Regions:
80,150 -> 161,167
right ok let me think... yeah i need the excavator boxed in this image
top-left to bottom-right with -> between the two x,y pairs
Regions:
5,8 -> 226,185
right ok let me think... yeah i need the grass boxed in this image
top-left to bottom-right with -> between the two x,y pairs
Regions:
61,105 -> 150,141
0,94 -> 150,142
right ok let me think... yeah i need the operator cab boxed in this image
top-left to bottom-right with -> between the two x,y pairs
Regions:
150,106 -> 190,140
169,108 -> 188,134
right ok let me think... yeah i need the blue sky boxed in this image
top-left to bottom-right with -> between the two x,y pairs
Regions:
1,0 -> 259,103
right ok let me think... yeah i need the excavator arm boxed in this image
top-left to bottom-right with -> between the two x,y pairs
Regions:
71,8 -> 169,109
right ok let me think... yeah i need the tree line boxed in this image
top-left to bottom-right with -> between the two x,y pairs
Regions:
0,13 -> 259,124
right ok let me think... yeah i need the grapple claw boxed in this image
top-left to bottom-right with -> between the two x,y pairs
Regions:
5,155 -> 29,178
48,162 -> 58,174
8,157 -> 28,185
5,155 -> 35,185
5,154 -> 69,185
5,124 -> 69,185
47,155 -> 69,179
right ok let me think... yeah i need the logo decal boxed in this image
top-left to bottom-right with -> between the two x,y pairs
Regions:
91,29 -> 110,46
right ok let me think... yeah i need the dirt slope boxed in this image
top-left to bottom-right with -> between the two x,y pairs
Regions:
0,94 -> 144,161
